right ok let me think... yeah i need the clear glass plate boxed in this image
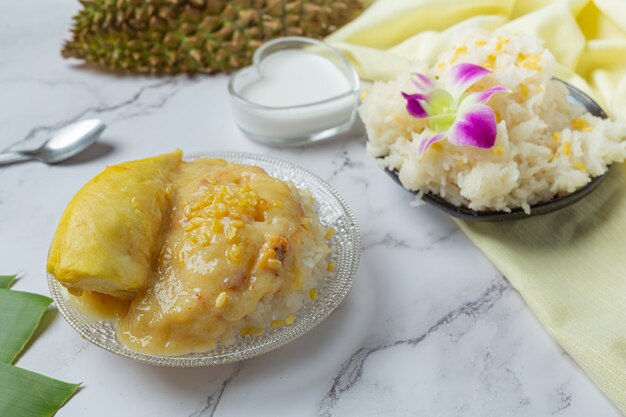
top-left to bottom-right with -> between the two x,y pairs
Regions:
47,151 -> 360,367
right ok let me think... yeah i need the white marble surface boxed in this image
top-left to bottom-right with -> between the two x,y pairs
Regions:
0,1 -> 622,416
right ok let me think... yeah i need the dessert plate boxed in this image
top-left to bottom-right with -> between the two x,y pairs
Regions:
48,151 -> 360,366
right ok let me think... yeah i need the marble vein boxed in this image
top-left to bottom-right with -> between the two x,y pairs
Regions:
189,366 -> 241,417
361,232 -> 411,251
415,229 -> 459,252
326,150 -> 364,182
552,386 -> 573,415
72,340 -> 91,358
317,280 -> 511,417
5,77 -> 198,151
361,229 -> 458,252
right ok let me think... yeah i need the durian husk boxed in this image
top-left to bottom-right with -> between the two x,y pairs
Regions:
62,0 -> 364,74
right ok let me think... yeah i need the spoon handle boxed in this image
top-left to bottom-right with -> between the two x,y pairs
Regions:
0,151 -> 31,166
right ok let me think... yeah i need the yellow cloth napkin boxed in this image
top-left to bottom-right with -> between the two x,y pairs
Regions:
328,0 -> 626,412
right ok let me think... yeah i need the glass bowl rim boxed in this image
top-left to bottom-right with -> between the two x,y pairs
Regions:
227,36 -> 361,111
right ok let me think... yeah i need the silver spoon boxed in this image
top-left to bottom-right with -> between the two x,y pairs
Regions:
0,119 -> 106,166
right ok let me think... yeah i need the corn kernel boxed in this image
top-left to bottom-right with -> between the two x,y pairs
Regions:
474,39 -> 487,46
496,35 -> 509,51
271,320 -> 285,328
309,288 -> 318,300
273,200 -> 283,208
552,131 -> 561,142
327,261 -> 336,272
230,220 -> 244,228
519,83 -> 529,98
285,314 -> 296,325
215,292 -> 229,309
239,326 -> 264,337
571,118 -> 592,132
212,219 -> 222,233
451,46 -> 468,63
484,54 -> 496,69
226,225 -> 237,241
199,234 -> 210,247
324,228 -> 335,239
492,146 -> 505,156
250,327 -> 265,336
517,52 -> 541,71
562,141 -> 572,157
574,161 -> 588,172
227,243 -> 242,263
216,203 -> 227,215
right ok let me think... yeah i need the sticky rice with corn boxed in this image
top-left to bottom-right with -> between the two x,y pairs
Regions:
360,30 -> 626,213
210,185 -> 332,346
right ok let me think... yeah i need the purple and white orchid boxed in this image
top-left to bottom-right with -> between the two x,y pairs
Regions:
401,63 -> 510,156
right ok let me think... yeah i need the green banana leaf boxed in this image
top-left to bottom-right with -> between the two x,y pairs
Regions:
0,274 -> 16,288
0,289 -> 51,363
0,362 -> 80,417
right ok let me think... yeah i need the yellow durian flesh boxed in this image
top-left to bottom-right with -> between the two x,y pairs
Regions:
47,150 -> 182,299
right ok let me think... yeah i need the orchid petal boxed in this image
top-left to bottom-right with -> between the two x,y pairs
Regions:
401,92 -> 428,118
465,85 -> 511,105
417,130 -> 445,156
445,63 -> 491,102
411,72 -> 436,94
447,103 -> 497,149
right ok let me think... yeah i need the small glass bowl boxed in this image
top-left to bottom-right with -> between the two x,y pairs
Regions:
48,152 -> 361,367
228,37 -> 360,146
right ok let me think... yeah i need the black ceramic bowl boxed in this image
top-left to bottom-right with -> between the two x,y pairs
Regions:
381,80 -> 610,221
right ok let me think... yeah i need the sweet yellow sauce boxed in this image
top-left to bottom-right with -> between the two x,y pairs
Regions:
97,159 -> 312,355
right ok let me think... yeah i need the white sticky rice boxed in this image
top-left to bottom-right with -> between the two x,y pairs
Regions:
220,185 -> 331,345
360,30 -> 626,213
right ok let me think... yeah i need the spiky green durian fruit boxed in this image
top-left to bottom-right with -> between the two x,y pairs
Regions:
62,0 -> 363,74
